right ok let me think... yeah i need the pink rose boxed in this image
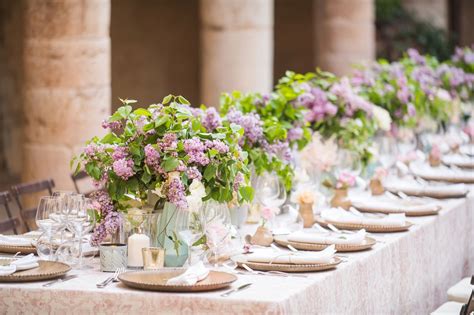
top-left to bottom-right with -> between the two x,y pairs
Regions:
336,171 -> 356,189
260,207 -> 275,222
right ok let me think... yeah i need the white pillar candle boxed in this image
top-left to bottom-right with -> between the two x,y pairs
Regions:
127,233 -> 150,267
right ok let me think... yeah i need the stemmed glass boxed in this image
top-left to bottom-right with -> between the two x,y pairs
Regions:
375,133 -> 398,174
35,196 -> 62,261
255,172 -> 287,214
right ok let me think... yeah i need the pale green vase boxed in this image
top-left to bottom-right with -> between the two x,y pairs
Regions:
156,202 -> 188,267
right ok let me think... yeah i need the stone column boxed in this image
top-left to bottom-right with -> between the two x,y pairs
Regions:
200,0 -> 274,106
22,0 -> 111,189
314,0 -> 375,76
401,0 -> 448,30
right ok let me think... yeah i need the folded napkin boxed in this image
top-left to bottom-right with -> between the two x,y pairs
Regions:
321,208 -> 406,227
351,198 -> 440,214
166,261 -> 209,286
384,178 -> 468,197
442,154 -> 474,168
288,230 -> 366,245
0,235 -> 33,247
247,245 -> 336,265
0,254 -> 39,276
460,144 -> 474,157
410,162 -> 474,183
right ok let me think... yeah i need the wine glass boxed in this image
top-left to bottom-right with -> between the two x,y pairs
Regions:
375,133 -> 398,173
35,196 -> 62,260
255,172 -> 287,214
69,197 -> 96,268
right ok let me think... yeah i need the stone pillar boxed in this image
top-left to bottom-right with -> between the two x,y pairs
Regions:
200,0 -> 274,106
314,0 -> 375,76
402,0 -> 448,30
22,0 -> 111,189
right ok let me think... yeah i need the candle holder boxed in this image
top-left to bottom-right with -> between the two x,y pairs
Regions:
142,247 -> 165,270
99,243 -> 127,272
122,211 -> 159,268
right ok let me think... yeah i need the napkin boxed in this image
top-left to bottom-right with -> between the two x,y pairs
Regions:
442,154 -> 474,168
321,208 -> 406,227
288,230 -> 366,245
384,178 -> 468,197
410,162 -> 474,183
0,254 -> 39,276
460,144 -> 474,157
0,235 -> 33,247
166,261 -> 209,285
247,245 -> 336,265
351,198 -> 440,214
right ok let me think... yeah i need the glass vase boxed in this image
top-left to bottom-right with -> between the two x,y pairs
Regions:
156,202 -> 189,267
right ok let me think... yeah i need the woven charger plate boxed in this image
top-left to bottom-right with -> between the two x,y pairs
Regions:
232,255 -> 341,273
0,244 -> 36,255
384,187 -> 468,199
273,235 -> 376,252
119,270 -> 237,292
0,260 -> 71,282
314,216 -> 412,233
353,204 -> 441,217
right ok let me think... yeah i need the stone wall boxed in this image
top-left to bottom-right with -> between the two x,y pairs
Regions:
111,0 -> 199,109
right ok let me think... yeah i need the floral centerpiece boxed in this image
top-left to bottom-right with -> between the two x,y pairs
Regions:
323,171 -> 357,209
277,70 -> 391,166
73,95 -> 253,247
218,91 -> 312,191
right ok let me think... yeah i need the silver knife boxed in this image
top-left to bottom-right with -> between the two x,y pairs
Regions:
220,283 -> 252,297
43,275 -> 77,287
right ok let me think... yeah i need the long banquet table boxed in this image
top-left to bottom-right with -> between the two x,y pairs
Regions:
1,192 -> 473,314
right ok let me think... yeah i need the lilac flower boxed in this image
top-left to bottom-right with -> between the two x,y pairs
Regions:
226,108 -> 264,145
90,190 -> 114,216
330,78 -> 373,116
112,158 -> 135,180
184,137 -> 210,165
190,107 -> 204,117
396,76 -> 411,104
135,116 -> 147,133
101,120 -> 122,131
407,103 -> 417,117
186,166 -> 202,180
93,172 -> 108,188
176,160 -> 187,172
233,172 -> 244,191
262,140 -> 292,162
407,48 -> 426,65
84,143 -> 104,158
144,144 -> 160,170
167,177 -> 187,209
90,224 -> 106,246
202,107 -> 222,132
112,146 -> 128,160
287,127 -> 303,141
103,211 -> 122,235
160,133 -> 178,151
205,139 -> 229,154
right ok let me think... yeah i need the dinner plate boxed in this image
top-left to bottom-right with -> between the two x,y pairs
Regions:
231,254 -> 341,273
314,216 -> 412,233
0,259 -> 71,282
384,181 -> 469,199
351,200 -> 441,216
273,235 -> 376,252
119,269 -> 237,292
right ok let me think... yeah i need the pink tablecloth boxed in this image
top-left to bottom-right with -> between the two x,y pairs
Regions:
1,194 -> 473,314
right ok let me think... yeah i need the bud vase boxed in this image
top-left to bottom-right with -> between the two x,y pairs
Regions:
330,188 -> 351,209
369,179 -> 384,196
156,202 -> 188,267
250,226 -> 273,246
299,202 -> 314,228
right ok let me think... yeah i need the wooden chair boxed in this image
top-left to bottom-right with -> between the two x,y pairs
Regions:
0,191 -> 21,234
70,170 -> 96,196
11,179 -> 55,231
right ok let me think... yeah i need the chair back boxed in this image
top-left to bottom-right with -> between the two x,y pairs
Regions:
460,276 -> 474,315
70,170 -> 96,196
11,179 -> 55,231
0,191 -> 21,234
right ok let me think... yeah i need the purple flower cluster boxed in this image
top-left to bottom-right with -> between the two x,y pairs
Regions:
233,172 -> 244,191
436,64 -> 474,100
90,190 -> 114,216
330,78 -> 373,116
184,137 -> 210,165
452,47 -> 474,64
205,139 -> 229,154
186,166 -> 202,180
167,177 -> 187,209
84,143 -> 104,158
90,212 -> 122,246
112,158 -> 135,180
287,127 -> 303,141
160,133 -> 178,151
226,108 -> 264,145
202,107 -> 222,132
93,172 -> 108,188
262,140 -> 292,162
144,144 -> 160,171
112,146 -> 128,160
407,48 -> 426,65
298,85 -> 337,123
101,119 -> 122,131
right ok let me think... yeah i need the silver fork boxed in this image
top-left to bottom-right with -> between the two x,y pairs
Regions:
96,267 -> 125,288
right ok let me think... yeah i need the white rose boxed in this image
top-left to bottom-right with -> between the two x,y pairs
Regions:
186,180 -> 206,212
436,89 -> 452,102
372,106 -> 392,131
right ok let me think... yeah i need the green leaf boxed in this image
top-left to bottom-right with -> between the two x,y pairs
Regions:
203,164 -> 217,181
163,158 -> 179,172
162,94 -> 173,105
239,186 -> 254,202
133,108 -> 151,117
177,96 -> 190,105
101,133 -> 120,144
117,105 -> 132,119
141,171 -> 151,184
155,115 -> 169,127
